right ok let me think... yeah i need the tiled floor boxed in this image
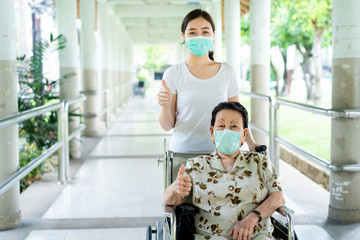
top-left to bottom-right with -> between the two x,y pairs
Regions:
90,136 -> 171,158
105,121 -> 171,136
42,158 -> 163,219
21,90 -> 166,240
24,228 -> 146,240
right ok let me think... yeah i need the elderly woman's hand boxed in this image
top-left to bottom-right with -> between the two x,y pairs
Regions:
228,213 -> 258,240
174,163 -> 192,197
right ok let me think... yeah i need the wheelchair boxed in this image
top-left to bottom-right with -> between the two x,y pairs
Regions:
147,140 -> 297,240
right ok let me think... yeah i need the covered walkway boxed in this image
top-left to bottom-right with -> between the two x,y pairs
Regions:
2,82 -> 359,240
1,0 -> 360,239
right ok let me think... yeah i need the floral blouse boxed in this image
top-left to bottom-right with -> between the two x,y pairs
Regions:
183,151 -> 282,240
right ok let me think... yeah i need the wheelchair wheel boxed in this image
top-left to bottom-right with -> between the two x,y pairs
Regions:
146,225 -> 153,240
146,221 -> 163,240
156,221 -> 163,240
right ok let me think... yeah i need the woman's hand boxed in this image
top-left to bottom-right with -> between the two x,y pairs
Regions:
228,213 -> 258,240
164,163 -> 191,205
174,163 -> 192,197
157,80 -> 173,107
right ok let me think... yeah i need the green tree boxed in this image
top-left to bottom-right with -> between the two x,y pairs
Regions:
271,0 -> 297,96
142,46 -> 170,72
292,0 -> 332,104
17,33 -> 73,150
17,33 -> 71,191
272,0 -> 332,103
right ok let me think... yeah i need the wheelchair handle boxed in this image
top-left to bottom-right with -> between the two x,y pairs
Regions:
255,145 -> 267,153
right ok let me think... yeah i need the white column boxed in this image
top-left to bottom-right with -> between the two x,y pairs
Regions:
107,11 -> 116,116
114,18 -> 121,110
80,0 -> 102,135
329,0 -> 360,223
0,0 -> 21,230
125,32 -> 135,100
118,25 -> 125,106
210,0 -> 222,62
124,33 -> 131,100
225,0 -> 241,80
16,0 -> 31,58
250,0 -> 270,146
57,0 -> 81,158
97,2 -> 110,121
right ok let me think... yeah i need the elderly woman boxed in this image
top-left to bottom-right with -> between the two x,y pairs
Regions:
164,102 -> 285,240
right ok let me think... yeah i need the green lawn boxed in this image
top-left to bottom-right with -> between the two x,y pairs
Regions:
240,96 -> 331,162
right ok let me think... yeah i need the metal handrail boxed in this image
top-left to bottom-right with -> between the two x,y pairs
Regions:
276,98 -> 360,118
0,95 -> 86,196
0,102 -> 62,129
0,142 -> 63,196
79,88 -> 110,128
240,91 -> 360,172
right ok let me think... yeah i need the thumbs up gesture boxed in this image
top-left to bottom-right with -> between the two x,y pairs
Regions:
157,80 -> 173,107
175,164 -> 192,197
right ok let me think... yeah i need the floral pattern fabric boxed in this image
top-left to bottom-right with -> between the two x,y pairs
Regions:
183,151 -> 282,240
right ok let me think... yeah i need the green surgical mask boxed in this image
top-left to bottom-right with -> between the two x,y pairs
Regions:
214,129 -> 241,155
185,36 -> 213,57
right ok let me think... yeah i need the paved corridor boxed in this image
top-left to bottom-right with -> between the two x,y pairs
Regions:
2,82 -> 360,240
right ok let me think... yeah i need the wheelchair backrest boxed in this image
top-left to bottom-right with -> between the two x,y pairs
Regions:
167,151 -> 210,185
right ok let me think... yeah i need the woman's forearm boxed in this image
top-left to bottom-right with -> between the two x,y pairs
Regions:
253,191 -> 286,220
245,127 -> 257,151
159,106 -> 175,131
159,93 -> 177,131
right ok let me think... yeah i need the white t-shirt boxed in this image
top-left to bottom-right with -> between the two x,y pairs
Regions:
163,62 -> 240,153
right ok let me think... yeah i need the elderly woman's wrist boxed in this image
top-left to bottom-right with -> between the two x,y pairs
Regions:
249,210 -> 262,223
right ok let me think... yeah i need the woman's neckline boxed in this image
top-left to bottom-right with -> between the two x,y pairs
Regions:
183,61 -> 223,81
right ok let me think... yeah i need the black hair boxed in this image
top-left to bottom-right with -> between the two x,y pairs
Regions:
211,102 -> 249,129
181,9 -> 215,61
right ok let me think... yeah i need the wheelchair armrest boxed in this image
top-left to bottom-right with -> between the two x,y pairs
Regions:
276,205 -> 295,217
163,204 -> 177,239
275,205 -> 295,240
164,204 -> 175,215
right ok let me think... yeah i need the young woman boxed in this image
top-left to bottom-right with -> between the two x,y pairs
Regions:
158,9 -> 259,153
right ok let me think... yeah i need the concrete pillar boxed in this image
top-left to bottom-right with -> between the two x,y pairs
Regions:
114,19 -> 121,110
250,0 -> 270,146
329,0 -> 360,223
57,0 -> 81,158
123,34 -> 129,101
98,2 -> 110,121
123,33 -> 128,101
126,33 -> 135,100
210,0 -> 222,62
80,0 -> 102,136
225,0 -> 241,81
119,26 -> 126,106
107,12 -> 116,116
0,0 -> 21,230
16,0 -> 31,58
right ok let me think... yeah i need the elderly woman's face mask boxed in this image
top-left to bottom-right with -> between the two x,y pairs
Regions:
214,129 -> 241,155
211,109 -> 247,155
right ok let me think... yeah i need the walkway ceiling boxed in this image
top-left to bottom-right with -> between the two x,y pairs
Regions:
105,0 -> 249,45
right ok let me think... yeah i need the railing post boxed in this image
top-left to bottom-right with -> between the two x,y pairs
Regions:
63,101 -> 71,182
273,101 -> 280,173
268,97 -> 278,171
57,101 -> 67,184
114,85 -> 118,115
105,89 -> 110,128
